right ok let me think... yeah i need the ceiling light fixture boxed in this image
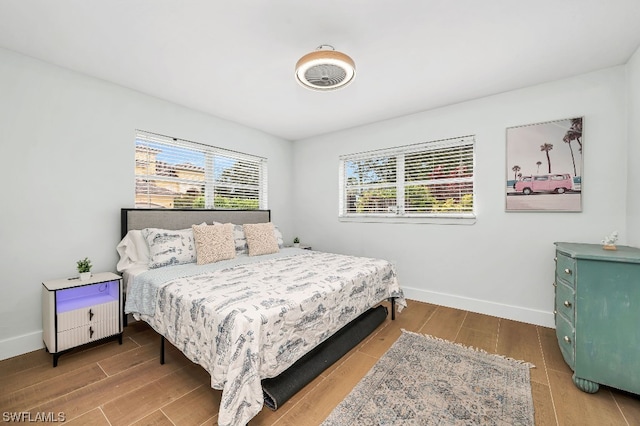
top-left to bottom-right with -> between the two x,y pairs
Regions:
295,45 -> 356,91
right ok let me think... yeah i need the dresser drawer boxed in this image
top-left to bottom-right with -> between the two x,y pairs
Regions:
556,314 -> 575,368
57,300 -> 119,332
555,281 -> 575,323
555,252 -> 576,288
57,320 -> 120,351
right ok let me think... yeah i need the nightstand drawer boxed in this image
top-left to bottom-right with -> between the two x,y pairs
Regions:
57,301 -> 119,331
57,320 -> 120,351
555,281 -> 575,323
556,313 -> 575,368
555,252 -> 576,288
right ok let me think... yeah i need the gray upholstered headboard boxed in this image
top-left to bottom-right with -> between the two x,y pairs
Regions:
121,208 -> 271,238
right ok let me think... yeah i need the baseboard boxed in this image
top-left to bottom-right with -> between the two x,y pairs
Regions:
402,286 -> 555,328
0,331 -> 44,361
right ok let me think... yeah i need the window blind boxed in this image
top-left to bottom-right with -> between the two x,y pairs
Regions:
135,131 -> 267,210
339,136 -> 475,219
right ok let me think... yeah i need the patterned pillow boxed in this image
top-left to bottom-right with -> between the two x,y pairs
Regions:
232,223 -> 248,254
243,222 -> 280,256
142,227 -> 197,269
232,223 -> 284,254
273,225 -> 284,248
192,223 -> 236,265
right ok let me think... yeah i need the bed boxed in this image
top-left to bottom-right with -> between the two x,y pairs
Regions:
118,208 -> 406,426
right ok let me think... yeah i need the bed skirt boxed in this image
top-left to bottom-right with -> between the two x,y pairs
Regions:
261,304 -> 388,410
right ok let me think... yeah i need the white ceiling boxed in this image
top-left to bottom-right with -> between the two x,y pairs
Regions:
1,1 -> 640,141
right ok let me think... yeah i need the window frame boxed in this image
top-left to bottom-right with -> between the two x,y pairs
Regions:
338,136 -> 476,224
134,130 -> 268,210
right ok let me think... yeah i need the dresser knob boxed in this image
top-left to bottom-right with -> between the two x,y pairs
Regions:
89,326 -> 94,338
553,310 -> 557,315
564,300 -> 572,308
88,309 -> 94,321
564,335 -> 572,344
554,257 -> 557,262
552,281 -> 557,287
564,268 -> 572,275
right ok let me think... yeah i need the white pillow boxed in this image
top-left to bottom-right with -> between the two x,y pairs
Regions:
273,225 -> 284,248
116,232 -> 138,272
142,227 -> 198,269
130,229 -> 150,265
116,230 -> 150,272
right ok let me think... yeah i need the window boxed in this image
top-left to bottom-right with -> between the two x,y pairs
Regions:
135,131 -> 267,209
339,136 -> 475,222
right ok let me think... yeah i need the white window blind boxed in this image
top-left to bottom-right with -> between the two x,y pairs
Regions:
135,131 -> 267,210
339,136 -> 475,220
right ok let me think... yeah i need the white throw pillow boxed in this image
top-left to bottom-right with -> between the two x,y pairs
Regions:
116,231 -> 139,272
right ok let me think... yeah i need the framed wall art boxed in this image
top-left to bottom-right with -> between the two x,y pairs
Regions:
506,117 -> 583,212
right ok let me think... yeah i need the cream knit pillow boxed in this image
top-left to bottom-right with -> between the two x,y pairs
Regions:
192,223 -> 236,265
243,222 -> 280,256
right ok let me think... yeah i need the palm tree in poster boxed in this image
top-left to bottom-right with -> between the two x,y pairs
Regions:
564,135 -> 578,176
512,165 -> 521,181
540,143 -> 553,173
563,118 -> 583,153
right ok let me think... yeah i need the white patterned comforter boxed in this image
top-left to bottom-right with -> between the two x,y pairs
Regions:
125,248 -> 406,426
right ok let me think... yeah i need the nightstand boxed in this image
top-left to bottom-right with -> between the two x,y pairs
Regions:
42,272 -> 123,367
291,245 -> 312,250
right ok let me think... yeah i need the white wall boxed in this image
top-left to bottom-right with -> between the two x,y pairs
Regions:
292,66 -> 629,327
627,46 -> 640,246
0,48 -> 293,360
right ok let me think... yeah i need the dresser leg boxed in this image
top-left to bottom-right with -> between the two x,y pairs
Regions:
572,374 -> 600,393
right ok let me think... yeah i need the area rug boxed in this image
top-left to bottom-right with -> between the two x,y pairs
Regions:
322,330 -> 534,425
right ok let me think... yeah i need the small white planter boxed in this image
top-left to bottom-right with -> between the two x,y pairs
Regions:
293,243 -> 300,248
79,272 -> 92,280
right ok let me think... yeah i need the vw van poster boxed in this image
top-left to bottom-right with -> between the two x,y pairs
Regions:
506,117 -> 583,212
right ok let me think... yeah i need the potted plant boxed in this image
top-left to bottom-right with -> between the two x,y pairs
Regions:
293,237 -> 300,248
77,257 -> 92,280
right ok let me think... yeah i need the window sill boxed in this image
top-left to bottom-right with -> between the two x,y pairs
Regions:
338,215 -> 476,225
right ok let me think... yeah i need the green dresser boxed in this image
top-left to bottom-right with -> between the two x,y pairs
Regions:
554,242 -> 640,395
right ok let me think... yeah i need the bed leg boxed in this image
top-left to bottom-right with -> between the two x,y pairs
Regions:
390,297 -> 396,320
160,336 -> 165,365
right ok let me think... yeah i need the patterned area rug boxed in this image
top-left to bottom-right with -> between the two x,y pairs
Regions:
322,330 -> 534,425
